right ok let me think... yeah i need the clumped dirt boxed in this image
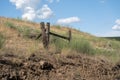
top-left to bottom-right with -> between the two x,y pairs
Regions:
0,53 -> 120,80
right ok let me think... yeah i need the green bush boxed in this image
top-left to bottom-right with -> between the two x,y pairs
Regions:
110,41 -> 120,50
5,21 -> 17,29
51,36 -> 68,52
20,27 -> 32,37
0,33 -> 5,49
5,21 -> 40,38
69,38 -> 94,54
21,27 -> 40,38
51,35 -> 94,55
56,25 -> 61,29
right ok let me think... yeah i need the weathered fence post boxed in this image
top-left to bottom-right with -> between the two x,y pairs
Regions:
68,29 -> 71,42
37,22 -> 72,49
46,22 -> 50,45
40,22 -> 48,48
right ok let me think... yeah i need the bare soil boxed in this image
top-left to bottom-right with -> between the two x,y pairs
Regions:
0,53 -> 120,80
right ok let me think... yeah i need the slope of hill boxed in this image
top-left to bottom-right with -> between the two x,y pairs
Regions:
0,17 -> 120,80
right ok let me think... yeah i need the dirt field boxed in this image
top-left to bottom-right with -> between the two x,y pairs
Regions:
0,52 -> 120,80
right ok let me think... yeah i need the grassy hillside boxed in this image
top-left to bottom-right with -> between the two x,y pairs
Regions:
1,17 -> 120,80
1,17 -> 120,62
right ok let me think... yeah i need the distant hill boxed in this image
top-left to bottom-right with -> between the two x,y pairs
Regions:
104,37 -> 120,41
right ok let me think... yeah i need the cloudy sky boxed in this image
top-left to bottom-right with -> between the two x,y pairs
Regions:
0,0 -> 120,37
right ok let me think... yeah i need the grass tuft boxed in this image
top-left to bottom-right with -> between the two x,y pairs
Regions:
69,38 -> 94,55
51,35 -> 94,55
5,21 -> 17,29
50,36 -> 67,53
5,21 -> 40,38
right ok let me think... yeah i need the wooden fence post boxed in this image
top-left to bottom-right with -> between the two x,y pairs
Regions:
38,22 -> 72,49
46,22 -> 50,45
40,22 -> 48,48
69,30 -> 71,42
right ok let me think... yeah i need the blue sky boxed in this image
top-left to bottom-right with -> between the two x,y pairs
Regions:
0,0 -> 120,37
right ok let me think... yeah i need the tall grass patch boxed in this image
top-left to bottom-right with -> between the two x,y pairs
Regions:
110,40 -> 120,50
69,37 -> 94,55
50,36 -> 68,53
5,21 -> 17,29
50,35 -> 94,55
5,21 -> 40,38
56,25 -> 61,29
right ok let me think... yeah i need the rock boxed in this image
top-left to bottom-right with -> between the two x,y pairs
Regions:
40,61 -> 54,70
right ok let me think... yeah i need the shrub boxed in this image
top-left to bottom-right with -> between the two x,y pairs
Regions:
51,35 -> 94,55
5,21 -> 17,29
21,27 -> 40,38
21,27 -> 32,37
69,38 -> 94,54
56,25 -> 61,29
5,21 -> 40,39
50,36 -> 68,53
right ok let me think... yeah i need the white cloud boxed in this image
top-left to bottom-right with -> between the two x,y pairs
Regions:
112,25 -> 120,30
112,19 -> 120,30
9,0 -> 55,21
22,7 -> 36,21
115,19 -> 120,25
97,19 -> 120,37
57,17 -> 80,24
10,0 -> 27,9
37,5 -> 54,19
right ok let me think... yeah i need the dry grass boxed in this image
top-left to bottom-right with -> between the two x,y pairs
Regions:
1,17 -> 120,62
1,51 -> 119,80
0,17 -> 44,57
1,17 -> 120,80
